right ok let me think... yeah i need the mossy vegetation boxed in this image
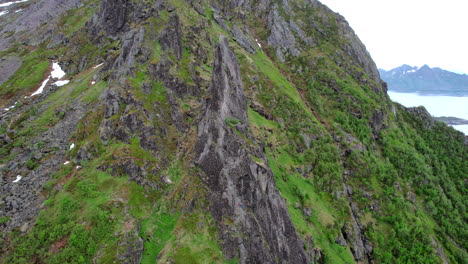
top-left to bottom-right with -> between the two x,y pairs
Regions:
0,48 -> 52,99
1,0 -> 465,263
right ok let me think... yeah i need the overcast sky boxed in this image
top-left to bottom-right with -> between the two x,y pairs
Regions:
318,0 -> 468,74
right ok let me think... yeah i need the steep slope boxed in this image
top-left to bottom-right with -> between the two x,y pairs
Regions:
0,0 -> 466,263
380,64 -> 468,96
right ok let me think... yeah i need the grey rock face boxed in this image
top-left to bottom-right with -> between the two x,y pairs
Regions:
340,182 -> 373,263
370,109 -> 386,139
267,7 -> 300,62
112,26 -> 146,78
90,0 -> 155,42
92,0 -> 129,37
0,56 -> 21,86
159,13 -> 183,61
231,25 -> 258,54
0,97 -> 86,233
335,233 -> 348,247
1,0 -> 81,32
117,229 -> 144,264
195,36 -> 308,263
0,0 -> 81,49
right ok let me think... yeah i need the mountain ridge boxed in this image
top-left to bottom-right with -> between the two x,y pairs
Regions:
0,0 -> 466,263
380,64 -> 468,96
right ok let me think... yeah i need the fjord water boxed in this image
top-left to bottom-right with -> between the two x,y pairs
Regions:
388,91 -> 468,135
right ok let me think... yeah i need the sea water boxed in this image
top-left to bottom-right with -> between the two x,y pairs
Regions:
387,91 -> 468,135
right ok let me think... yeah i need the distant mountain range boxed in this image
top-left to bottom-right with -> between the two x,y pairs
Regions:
379,65 -> 468,96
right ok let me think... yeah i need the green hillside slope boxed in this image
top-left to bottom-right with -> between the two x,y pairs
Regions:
0,0 -> 466,263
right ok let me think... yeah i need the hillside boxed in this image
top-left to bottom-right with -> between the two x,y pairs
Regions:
380,64 -> 468,96
0,0 -> 467,263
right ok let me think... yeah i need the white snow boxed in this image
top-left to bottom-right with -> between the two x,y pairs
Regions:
12,175 -> 22,183
69,143 -> 75,150
0,10 -> 8,16
4,102 -> 17,111
256,39 -> 262,48
29,62 -> 68,97
51,62 -> 66,79
404,69 -> 417,74
76,165 -> 82,170
93,63 -> 104,69
91,81 -> 96,85
30,77 -> 50,96
64,161 -> 70,165
15,9 -> 22,12
0,0 -> 29,8
54,80 -> 70,86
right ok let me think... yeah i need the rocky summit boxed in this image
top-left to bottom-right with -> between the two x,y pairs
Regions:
0,0 -> 466,263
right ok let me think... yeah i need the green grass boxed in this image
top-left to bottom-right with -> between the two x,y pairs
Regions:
0,51 -> 50,98
140,213 -> 180,264
158,212 -> 227,264
251,52 -> 303,104
130,70 -> 169,109
248,104 -> 354,263
266,149 -> 355,264
58,0 -> 96,36
224,118 -> 240,127
31,65 -> 106,131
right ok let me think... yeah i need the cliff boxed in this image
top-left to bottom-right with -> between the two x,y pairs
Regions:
0,0 -> 466,263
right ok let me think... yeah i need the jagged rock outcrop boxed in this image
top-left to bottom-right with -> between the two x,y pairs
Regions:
267,6 -> 301,62
195,36 -> 308,263
232,25 -> 258,54
159,13 -> 183,61
91,0 -> 131,37
112,26 -> 148,78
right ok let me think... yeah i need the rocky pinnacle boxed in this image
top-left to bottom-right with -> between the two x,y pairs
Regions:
195,36 -> 309,264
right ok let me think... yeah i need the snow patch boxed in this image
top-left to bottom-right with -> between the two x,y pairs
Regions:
69,143 -> 75,150
255,39 -> 262,48
64,161 -> 70,165
76,165 -> 82,170
0,0 -> 29,8
54,80 -> 70,86
31,77 -> 50,96
51,62 -> 66,79
91,81 -> 96,85
0,10 -> 8,16
4,101 -> 18,112
404,69 -> 417,74
15,9 -> 22,12
29,62 -> 68,97
93,63 -> 104,69
12,175 -> 22,183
